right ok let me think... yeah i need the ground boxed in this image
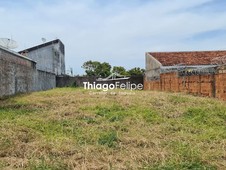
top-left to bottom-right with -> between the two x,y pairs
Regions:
0,88 -> 225,170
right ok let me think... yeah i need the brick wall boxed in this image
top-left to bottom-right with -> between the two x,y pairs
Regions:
215,73 -> 226,100
144,70 -> 226,101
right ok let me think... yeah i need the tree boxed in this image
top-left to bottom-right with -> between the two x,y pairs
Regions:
126,67 -> 145,76
112,66 -> 127,75
82,60 -> 111,77
82,60 -> 145,77
82,60 -> 100,77
97,62 -> 111,77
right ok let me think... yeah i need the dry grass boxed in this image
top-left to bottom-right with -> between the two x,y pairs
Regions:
0,88 -> 225,170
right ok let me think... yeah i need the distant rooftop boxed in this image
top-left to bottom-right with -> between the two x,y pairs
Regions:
148,50 -> 226,66
18,39 -> 64,54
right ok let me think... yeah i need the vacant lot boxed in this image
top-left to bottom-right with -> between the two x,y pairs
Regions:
0,88 -> 225,170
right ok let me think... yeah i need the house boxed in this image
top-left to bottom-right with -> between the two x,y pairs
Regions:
144,50 -> 226,100
19,39 -> 65,75
145,50 -> 226,80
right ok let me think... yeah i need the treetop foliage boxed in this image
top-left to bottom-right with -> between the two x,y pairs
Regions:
82,60 -> 144,77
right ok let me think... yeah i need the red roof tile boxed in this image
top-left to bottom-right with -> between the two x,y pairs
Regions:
149,51 -> 226,66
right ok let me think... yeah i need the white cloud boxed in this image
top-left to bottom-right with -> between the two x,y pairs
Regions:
0,0 -> 226,74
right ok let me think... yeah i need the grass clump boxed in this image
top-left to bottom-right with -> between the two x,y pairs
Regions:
142,109 -> 163,124
95,104 -> 127,122
98,131 -> 118,148
168,95 -> 190,104
148,161 -> 217,170
183,107 -> 226,127
29,157 -> 68,170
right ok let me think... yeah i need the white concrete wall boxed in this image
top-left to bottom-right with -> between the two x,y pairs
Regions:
145,53 -> 162,80
26,41 -> 65,75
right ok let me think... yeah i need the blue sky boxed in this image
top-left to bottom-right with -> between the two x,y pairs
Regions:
1,0 -> 226,75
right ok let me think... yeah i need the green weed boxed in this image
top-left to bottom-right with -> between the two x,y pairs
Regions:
98,131 -> 118,148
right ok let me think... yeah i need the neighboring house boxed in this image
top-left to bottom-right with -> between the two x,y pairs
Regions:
145,51 -> 226,80
19,39 -> 65,75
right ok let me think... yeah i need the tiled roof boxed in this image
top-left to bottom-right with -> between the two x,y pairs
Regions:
148,51 -> 226,66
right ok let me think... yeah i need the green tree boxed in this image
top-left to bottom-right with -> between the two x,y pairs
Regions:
112,66 -> 127,75
82,60 -> 100,76
98,62 -> 111,77
82,60 -> 111,77
126,67 -> 145,76
82,60 -> 145,77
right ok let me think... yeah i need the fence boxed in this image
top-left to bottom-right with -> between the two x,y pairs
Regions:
144,67 -> 226,101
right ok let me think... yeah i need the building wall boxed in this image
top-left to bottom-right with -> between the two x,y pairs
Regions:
33,70 -> 56,91
144,68 -> 226,100
215,68 -> 226,100
0,47 -> 56,98
24,40 -> 65,75
56,76 -> 96,87
0,47 -> 36,97
145,53 -> 162,80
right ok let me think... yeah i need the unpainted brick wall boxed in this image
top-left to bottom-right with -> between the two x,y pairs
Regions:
215,73 -> 226,100
144,72 -> 226,101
